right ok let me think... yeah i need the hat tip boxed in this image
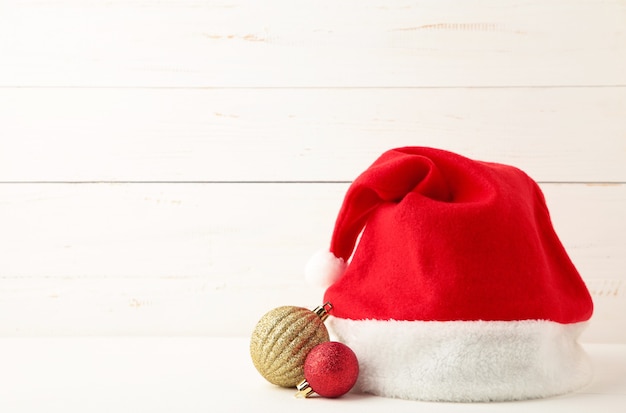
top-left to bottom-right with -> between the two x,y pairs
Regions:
305,250 -> 347,288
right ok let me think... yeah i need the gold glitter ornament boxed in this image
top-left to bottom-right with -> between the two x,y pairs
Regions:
250,303 -> 332,387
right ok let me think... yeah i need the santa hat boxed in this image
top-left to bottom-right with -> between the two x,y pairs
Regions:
305,147 -> 593,402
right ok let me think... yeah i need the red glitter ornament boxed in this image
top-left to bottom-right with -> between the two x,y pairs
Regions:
296,341 -> 359,398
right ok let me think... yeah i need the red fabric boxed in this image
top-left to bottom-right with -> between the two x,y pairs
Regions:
323,147 -> 593,324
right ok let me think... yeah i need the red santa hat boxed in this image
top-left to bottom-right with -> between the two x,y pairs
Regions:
305,147 -> 593,402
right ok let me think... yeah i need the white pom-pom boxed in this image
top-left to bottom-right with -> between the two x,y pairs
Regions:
304,249 -> 347,288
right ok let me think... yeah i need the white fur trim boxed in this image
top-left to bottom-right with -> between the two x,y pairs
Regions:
328,318 -> 592,402
304,250 -> 347,288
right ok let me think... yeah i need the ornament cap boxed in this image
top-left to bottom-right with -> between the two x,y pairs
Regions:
312,302 -> 333,322
295,379 -> 314,399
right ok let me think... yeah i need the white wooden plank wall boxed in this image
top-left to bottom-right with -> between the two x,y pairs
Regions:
0,0 -> 624,342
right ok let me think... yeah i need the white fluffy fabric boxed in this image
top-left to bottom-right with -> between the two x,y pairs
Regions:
328,317 -> 592,402
304,249 -> 347,288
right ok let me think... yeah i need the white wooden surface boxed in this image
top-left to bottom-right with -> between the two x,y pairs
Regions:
0,0 -> 625,347
1,87 -> 625,182
0,338 -> 625,412
1,0 -> 625,87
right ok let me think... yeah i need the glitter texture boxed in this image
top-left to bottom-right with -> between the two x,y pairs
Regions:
304,341 -> 359,398
250,306 -> 330,387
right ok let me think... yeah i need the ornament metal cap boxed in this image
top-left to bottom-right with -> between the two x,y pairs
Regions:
313,302 -> 333,322
295,380 -> 314,398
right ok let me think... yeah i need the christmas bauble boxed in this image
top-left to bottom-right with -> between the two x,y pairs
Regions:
250,304 -> 331,387
297,341 -> 359,398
